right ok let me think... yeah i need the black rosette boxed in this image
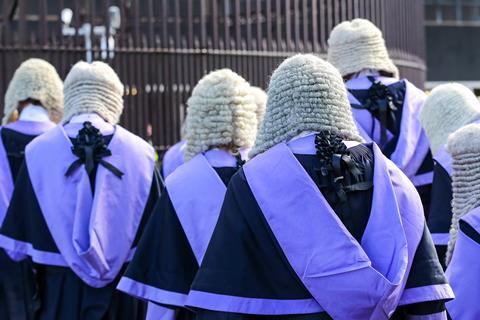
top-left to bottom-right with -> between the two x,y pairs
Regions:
314,131 -> 368,203
66,121 -> 123,178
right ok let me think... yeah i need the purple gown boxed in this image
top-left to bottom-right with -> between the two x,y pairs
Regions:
0,120 -> 55,320
0,121 -> 160,319
185,134 -> 452,319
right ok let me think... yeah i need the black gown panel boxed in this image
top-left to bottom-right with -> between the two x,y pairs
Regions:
427,163 -> 453,268
123,167 -> 237,320
190,145 -> 447,319
0,129 -> 41,320
2,128 -> 38,179
0,134 -> 160,320
459,220 -> 480,244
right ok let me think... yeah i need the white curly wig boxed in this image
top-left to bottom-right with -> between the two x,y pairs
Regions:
445,123 -> 480,265
184,69 -> 258,161
3,58 -> 64,125
250,86 -> 267,127
327,19 -> 399,78
63,61 -> 124,124
420,83 -> 480,156
249,54 -> 361,158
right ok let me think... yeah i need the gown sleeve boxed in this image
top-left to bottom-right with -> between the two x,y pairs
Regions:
0,163 -> 60,258
393,224 -> 452,319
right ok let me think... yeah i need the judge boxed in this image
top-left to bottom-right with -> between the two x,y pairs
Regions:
328,19 -> 434,215
117,68 -> 258,319
0,58 -> 63,320
420,83 -> 480,268
0,61 -> 160,320
185,54 -> 453,320
443,124 -> 480,319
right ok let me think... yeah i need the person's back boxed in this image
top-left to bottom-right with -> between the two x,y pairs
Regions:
419,83 -> 480,268
118,68 -> 258,320
328,19 -> 434,216
0,61 -> 159,320
0,58 -> 63,320
444,124 -> 480,318
186,54 -> 453,319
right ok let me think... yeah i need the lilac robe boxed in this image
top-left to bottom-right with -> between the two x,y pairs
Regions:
0,120 -> 55,320
0,120 -> 55,225
0,123 -> 155,288
186,136 -> 453,319
118,149 -> 239,318
446,206 -> 480,319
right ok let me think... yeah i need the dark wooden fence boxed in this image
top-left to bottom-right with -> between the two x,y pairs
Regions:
0,0 -> 425,153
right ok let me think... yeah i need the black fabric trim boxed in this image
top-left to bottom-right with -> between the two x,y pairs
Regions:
428,163 -> 453,234
124,188 -> 199,295
405,224 -> 448,289
1,128 -> 37,181
124,168 -> 236,296
392,300 -> 447,318
416,149 -> 434,175
459,219 -> 480,244
194,310 -> 331,320
34,264 -> 146,319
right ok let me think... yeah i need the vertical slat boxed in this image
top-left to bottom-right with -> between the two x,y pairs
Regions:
234,0 -> 241,49
266,0 -> 272,50
293,0 -> 300,51
147,0 -> 154,47
256,0 -> 262,50
187,0 -> 193,48
212,0 -> 219,48
133,0 -> 140,48
319,0 -> 327,51
224,0 -> 231,50
246,0 -> 252,49
312,0 -> 319,52
200,0 -> 207,48
161,0 -> 167,48
275,0 -> 282,50
285,0 -> 292,50
302,0 -> 308,51
174,0 -> 181,48
18,0 -> 27,46
40,0 -> 48,45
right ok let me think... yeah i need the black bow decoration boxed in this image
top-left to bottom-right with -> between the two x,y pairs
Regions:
234,153 -> 245,169
352,76 -> 402,146
314,131 -> 367,203
65,122 -> 123,179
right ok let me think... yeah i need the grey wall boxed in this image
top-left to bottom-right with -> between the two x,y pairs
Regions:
426,25 -> 480,81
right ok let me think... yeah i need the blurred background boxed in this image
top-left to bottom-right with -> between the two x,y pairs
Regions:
0,0 -> 465,155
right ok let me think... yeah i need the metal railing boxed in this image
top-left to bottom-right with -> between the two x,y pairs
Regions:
0,0 -> 425,153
